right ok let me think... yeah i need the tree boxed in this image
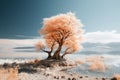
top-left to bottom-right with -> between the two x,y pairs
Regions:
36,12 -> 84,60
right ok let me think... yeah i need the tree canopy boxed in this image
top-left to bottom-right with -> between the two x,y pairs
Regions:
36,12 -> 84,60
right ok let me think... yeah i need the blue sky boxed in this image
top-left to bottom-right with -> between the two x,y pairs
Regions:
0,0 -> 120,39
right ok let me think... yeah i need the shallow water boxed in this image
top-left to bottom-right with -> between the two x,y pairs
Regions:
0,42 -> 120,77
67,54 -> 120,77
67,63 -> 120,77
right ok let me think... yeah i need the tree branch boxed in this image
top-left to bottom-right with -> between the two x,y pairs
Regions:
61,47 -> 71,58
50,41 -> 55,52
51,34 -> 60,44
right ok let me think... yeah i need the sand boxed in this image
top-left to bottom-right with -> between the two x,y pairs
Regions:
0,59 -> 115,80
18,67 -> 111,80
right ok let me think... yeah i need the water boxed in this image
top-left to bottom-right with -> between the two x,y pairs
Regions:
67,60 -> 120,77
0,42 -> 120,77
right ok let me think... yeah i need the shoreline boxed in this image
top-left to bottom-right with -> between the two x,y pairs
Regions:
0,58 -> 118,80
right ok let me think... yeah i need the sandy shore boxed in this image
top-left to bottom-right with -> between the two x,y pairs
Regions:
0,67 -> 113,80
0,59 -> 117,80
18,67 -> 112,80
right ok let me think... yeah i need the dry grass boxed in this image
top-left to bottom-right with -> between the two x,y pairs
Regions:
86,56 -> 106,72
74,59 -> 84,64
0,68 -> 18,80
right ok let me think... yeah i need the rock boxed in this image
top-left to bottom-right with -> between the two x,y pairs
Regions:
72,78 -> 76,80
54,76 -> 57,79
54,76 -> 59,79
3,63 -> 11,68
61,76 -> 65,78
111,77 -> 117,80
34,59 -> 40,63
46,74 -> 50,76
68,78 -> 71,80
102,78 -> 105,80
56,76 -> 59,79
80,76 -> 83,78
60,68 -> 67,71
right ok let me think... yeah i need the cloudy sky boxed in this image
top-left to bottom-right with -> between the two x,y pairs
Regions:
1,0 -> 120,38
0,0 -> 120,56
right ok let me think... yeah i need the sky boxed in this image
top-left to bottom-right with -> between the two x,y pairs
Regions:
1,0 -> 120,39
1,0 -> 120,56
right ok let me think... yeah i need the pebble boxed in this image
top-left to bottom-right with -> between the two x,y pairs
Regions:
72,78 -> 76,80
111,77 -> 117,80
80,76 -> 83,78
102,78 -> 105,80
46,74 -> 49,76
61,76 -> 65,78
68,78 -> 71,80
54,76 -> 59,79
56,76 -> 59,79
54,76 -> 57,79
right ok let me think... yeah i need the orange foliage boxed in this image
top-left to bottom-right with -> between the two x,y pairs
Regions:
36,12 -> 84,59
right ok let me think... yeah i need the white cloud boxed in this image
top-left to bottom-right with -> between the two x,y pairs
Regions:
0,39 -> 39,45
84,30 -> 120,43
0,39 -> 40,53
0,30 -> 119,47
0,30 -> 120,53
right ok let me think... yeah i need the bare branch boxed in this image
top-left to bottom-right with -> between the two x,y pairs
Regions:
42,49 -> 50,53
50,41 -> 55,52
61,47 -> 72,58
64,31 -> 71,40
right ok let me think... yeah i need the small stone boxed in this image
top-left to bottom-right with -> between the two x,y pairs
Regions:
80,76 -> 83,78
56,76 -> 59,79
61,76 -> 65,78
46,74 -> 49,76
54,76 -> 57,79
102,78 -> 105,80
111,77 -> 117,80
72,78 -> 76,80
34,59 -> 40,63
68,78 -> 71,80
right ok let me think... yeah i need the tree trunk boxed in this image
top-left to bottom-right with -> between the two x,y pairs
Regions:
61,53 -> 66,58
47,53 -> 52,59
52,45 -> 62,60
52,52 -> 60,60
